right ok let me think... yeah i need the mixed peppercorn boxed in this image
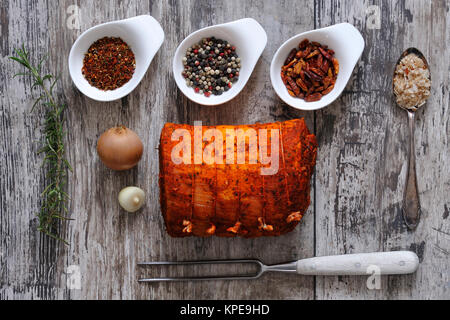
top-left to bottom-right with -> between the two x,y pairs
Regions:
281,39 -> 339,102
82,37 -> 136,91
182,37 -> 240,97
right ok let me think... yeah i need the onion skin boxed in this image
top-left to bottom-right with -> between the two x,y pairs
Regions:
97,126 -> 143,170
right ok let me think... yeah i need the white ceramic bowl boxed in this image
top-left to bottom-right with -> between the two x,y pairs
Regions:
68,15 -> 164,102
270,23 -> 365,111
173,18 -> 267,106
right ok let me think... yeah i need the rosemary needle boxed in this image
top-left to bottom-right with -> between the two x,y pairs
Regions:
10,45 -> 72,245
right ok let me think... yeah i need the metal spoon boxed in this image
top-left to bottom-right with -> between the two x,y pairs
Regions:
393,48 -> 431,230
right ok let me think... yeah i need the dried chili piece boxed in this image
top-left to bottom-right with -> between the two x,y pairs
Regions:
327,67 -> 333,78
284,48 -> 297,65
317,54 -> 323,69
281,71 -> 288,85
306,49 -> 320,59
318,47 -> 332,60
331,57 -> 340,75
295,78 -> 308,91
305,92 -> 322,102
302,46 -> 312,59
299,70 -> 306,81
298,39 -> 309,49
322,84 -> 335,95
286,76 -> 300,96
293,60 -> 304,75
315,86 -> 324,92
305,70 -> 322,82
321,59 -> 329,73
82,37 -> 136,91
322,76 -> 332,88
283,58 -> 297,70
310,67 -> 325,77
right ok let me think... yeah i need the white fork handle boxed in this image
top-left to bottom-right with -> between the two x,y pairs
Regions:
296,251 -> 419,276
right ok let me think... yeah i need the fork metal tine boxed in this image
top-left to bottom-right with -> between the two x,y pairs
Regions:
138,275 -> 261,282
137,259 -> 264,282
137,259 -> 261,266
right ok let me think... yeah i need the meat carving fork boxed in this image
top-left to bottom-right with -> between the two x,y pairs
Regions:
137,251 -> 419,282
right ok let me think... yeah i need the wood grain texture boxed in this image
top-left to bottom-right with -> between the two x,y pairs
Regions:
314,0 -> 449,299
0,0 -> 448,299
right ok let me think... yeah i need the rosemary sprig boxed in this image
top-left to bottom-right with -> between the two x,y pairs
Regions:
10,45 -> 72,245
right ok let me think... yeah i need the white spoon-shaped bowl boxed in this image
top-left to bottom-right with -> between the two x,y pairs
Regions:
173,18 -> 267,106
69,15 -> 164,102
270,23 -> 365,111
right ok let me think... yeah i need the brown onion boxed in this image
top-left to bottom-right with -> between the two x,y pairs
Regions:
97,126 -> 143,170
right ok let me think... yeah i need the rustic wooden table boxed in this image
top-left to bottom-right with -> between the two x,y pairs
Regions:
1,0 -> 449,300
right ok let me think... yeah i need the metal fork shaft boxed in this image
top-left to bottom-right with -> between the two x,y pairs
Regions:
263,261 -> 297,273
138,275 -> 259,282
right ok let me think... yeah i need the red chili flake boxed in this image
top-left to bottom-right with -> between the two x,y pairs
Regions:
82,37 -> 136,91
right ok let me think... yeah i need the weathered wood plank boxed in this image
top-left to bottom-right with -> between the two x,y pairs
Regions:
315,0 -> 449,299
1,0 -> 316,299
1,0 -> 448,300
0,0 -> 70,300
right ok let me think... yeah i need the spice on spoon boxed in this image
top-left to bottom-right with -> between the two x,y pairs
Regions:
393,53 -> 431,110
392,48 -> 431,230
82,37 -> 136,91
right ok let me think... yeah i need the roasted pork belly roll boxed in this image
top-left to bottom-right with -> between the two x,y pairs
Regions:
159,118 -> 317,238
